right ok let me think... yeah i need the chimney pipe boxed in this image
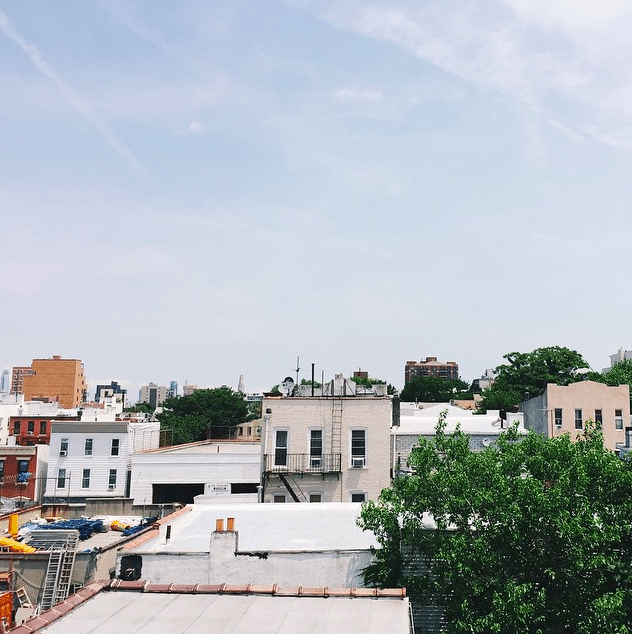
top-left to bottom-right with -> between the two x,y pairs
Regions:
215,518 -> 224,532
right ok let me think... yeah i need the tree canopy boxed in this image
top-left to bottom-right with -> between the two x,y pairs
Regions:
400,376 -> 470,403
359,414 -> 632,633
477,346 -> 588,413
586,359 -> 632,406
156,387 -> 253,444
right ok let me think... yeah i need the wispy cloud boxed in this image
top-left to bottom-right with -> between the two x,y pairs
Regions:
334,87 -> 382,102
0,9 -> 146,176
290,0 -> 632,152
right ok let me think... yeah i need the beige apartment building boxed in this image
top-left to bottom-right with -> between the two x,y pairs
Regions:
261,375 -> 393,503
22,356 -> 87,409
521,380 -> 629,451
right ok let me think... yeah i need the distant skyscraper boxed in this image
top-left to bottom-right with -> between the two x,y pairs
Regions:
11,366 -> 33,395
405,357 -> 459,384
167,380 -> 178,399
238,375 -> 245,393
22,356 -> 87,408
0,369 -> 9,393
95,381 -> 127,406
139,383 -> 168,408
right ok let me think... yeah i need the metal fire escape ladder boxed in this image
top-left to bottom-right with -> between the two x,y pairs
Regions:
278,473 -> 302,502
40,548 -> 63,611
331,398 -> 343,460
54,532 -> 78,604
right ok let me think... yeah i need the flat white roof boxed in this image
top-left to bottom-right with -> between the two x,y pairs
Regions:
132,503 -> 378,553
146,442 -> 260,455
38,591 -> 410,634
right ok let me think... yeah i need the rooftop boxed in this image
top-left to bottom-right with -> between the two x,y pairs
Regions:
11,580 -> 410,634
125,503 -> 378,554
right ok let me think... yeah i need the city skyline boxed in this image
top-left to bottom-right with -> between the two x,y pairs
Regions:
2,1 -> 632,398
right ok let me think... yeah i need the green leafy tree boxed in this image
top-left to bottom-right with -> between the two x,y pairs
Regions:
400,376 -> 470,402
359,413 -> 632,633
352,375 -> 397,395
157,387 -> 253,444
478,346 -> 588,413
125,402 -> 155,414
587,360 -> 632,408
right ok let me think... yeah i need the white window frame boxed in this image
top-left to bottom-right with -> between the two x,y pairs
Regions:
574,409 -> 583,430
57,469 -> 66,488
81,469 -> 91,489
554,408 -> 562,428
350,491 -> 367,503
615,409 -> 624,430
308,428 -> 324,468
108,469 -> 117,487
350,428 -> 367,468
273,428 -> 289,467
309,492 -> 323,503
85,438 -> 93,456
60,438 -> 69,455
111,438 -> 120,456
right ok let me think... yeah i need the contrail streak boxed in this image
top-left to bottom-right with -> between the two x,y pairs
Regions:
0,9 -> 147,177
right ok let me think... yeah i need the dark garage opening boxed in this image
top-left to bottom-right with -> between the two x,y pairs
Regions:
152,483 -> 204,504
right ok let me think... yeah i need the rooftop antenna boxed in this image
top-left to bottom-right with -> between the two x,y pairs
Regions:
295,356 -> 300,386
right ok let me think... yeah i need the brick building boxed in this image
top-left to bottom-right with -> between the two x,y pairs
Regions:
22,356 -> 87,409
405,357 -> 459,383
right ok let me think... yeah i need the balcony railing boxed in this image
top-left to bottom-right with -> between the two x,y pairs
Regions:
263,453 -> 341,474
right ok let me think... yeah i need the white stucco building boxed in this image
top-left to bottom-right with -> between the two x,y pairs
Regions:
261,375 -> 392,503
43,420 -> 160,502
117,502 -> 377,588
129,440 -> 262,506
393,403 -> 526,472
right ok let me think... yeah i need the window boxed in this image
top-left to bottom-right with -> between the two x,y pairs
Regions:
60,438 -> 69,455
575,409 -> 583,430
615,409 -> 624,430
310,429 -> 323,467
85,438 -> 93,456
554,409 -> 562,427
39,420 -> 47,435
351,430 -> 367,467
12,421 -> 19,435
27,421 -> 34,434
274,430 -> 288,467
108,469 -> 117,487
0,461 -> 4,480
273,494 -> 286,503
17,460 -> 29,474
309,493 -> 322,503
57,469 -> 66,488
111,438 -> 120,456
351,492 -> 367,503
82,469 -> 91,488
595,409 -> 603,425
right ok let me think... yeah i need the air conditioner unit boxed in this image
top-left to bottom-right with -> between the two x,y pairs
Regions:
310,456 -> 322,468
108,484 -> 115,490
27,431 -> 33,435
59,450 -> 67,456
352,459 -> 365,468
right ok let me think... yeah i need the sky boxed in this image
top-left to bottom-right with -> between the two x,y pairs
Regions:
2,0 -> 632,400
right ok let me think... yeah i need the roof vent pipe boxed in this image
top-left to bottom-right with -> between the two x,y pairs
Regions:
215,518 -> 224,532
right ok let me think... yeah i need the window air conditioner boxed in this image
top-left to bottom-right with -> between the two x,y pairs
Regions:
352,458 -> 364,468
310,456 -> 322,468
108,484 -> 115,490
59,450 -> 67,456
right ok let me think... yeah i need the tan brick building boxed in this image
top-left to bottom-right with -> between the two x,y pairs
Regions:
22,356 -> 87,409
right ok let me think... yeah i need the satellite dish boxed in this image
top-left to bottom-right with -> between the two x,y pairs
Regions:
281,377 -> 295,396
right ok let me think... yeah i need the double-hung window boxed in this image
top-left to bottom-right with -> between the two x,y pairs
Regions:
554,409 -> 562,428
351,430 -> 367,467
82,469 -> 91,488
274,430 -> 288,467
310,429 -> 323,468
575,409 -> 583,430
109,469 -> 117,487
85,438 -> 93,456
111,438 -> 120,456
60,438 -> 69,455
57,469 -> 66,488
595,409 -> 603,425
615,409 -> 624,430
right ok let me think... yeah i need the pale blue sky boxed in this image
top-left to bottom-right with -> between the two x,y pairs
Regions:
2,0 -> 632,398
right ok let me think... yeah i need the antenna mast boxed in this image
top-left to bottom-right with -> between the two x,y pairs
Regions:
295,356 -> 300,386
